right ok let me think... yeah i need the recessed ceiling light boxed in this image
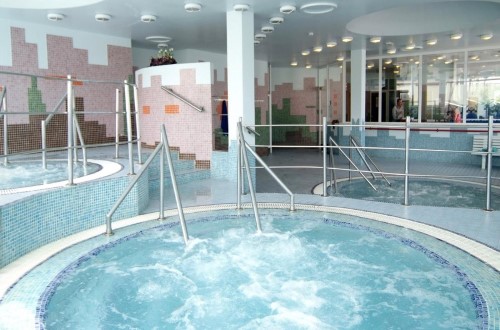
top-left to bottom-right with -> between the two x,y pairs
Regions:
450,33 -> 463,40
300,2 -> 338,14
157,43 -> 168,48
301,50 -> 310,56
405,42 -> 416,50
233,4 -> 250,12
480,33 -> 493,40
254,39 -> 260,44
95,13 -> 111,22
269,16 -> 284,24
261,26 -> 274,33
145,36 -> 172,43
336,55 -> 344,61
306,64 -> 312,68
185,3 -> 202,12
342,36 -> 353,43
426,38 -> 437,46
367,62 -> 375,69
290,61 -> 298,66
326,41 -> 337,48
384,59 -> 392,64
254,33 -> 266,40
387,48 -> 397,55
280,5 -> 296,14
444,59 -> 453,64
313,46 -> 323,53
369,36 -> 381,43
47,13 -> 64,21
140,14 -> 156,23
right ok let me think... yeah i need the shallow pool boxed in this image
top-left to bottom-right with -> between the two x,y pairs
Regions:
38,210 -> 487,329
330,178 -> 499,209
0,160 -> 101,190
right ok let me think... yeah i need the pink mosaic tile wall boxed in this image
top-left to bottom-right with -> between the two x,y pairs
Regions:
0,27 -> 132,139
137,68 -> 213,164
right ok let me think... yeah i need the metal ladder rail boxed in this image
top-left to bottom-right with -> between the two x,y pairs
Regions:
105,125 -> 189,244
328,136 -> 377,191
161,86 -> 204,112
350,136 -> 391,186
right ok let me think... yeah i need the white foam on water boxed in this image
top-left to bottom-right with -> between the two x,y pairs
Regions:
0,302 -> 34,330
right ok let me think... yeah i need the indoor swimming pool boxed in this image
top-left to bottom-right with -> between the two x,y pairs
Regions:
0,159 -> 123,194
1,208 -> 497,329
317,177 -> 500,209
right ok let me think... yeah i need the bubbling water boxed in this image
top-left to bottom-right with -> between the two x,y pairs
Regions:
42,212 -> 481,329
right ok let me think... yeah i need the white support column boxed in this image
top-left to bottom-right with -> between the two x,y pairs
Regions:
226,7 -> 255,144
350,36 -> 366,126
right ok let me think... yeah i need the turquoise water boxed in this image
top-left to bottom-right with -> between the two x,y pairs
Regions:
41,213 -> 482,329
0,161 -> 101,190
332,178 -> 499,209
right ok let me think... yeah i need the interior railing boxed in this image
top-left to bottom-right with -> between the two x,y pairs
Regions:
106,124 -> 189,244
161,86 -> 204,112
1,86 -> 7,166
250,116 -> 499,211
238,119 -> 295,233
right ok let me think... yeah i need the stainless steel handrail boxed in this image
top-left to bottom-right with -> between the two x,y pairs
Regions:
105,125 -> 189,244
1,86 -> 7,165
237,121 -> 262,232
161,86 -> 204,112
350,135 -> 391,186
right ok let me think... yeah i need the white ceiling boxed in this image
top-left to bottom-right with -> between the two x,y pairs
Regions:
1,0 -> 500,68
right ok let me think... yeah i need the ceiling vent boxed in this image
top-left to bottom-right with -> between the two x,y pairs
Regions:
269,16 -> 284,24
140,14 -> 156,23
95,13 -> 111,22
280,5 -> 296,14
261,25 -> 275,33
233,4 -> 250,12
254,33 -> 266,40
184,3 -> 202,12
47,13 -> 64,21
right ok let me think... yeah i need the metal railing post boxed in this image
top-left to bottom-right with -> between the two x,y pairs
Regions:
115,88 -> 120,159
72,89 -> 78,163
1,87 -> 8,166
403,116 -> 411,206
237,132 -> 242,209
485,116 -> 493,211
322,117 -> 328,196
238,120 -> 262,233
41,121 -> 47,169
124,80 -> 135,175
159,134 -> 165,220
133,85 -> 143,164
160,126 -> 189,244
66,75 -> 74,185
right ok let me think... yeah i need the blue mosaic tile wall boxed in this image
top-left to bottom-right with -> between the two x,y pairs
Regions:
0,175 -> 147,268
212,140 -> 256,189
337,128 -> 499,167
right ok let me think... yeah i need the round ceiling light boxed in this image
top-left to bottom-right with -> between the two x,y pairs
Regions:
426,38 -> 438,46
95,13 -> 111,22
326,41 -> 337,48
145,36 -> 172,43
301,50 -> 310,56
233,4 -> 250,12
306,64 -> 312,68
387,47 -> 397,55
290,61 -> 298,66
313,46 -> 323,53
336,55 -> 344,61
280,5 -> 296,14
261,25 -> 274,33
254,33 -> 266,40
341,35 -> 353,43
254,39 -> 260,44
47,13 -> 64,21
184,3 -> 202,12
450,32 -> 463,40
300,2 -> 337,14
480,33 -> 493,40
269,16 -> 284,24
140,14 -> 156,23
369,36 -> 381,43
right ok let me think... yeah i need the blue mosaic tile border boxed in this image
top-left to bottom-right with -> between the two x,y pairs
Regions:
35,212 -> 488,329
